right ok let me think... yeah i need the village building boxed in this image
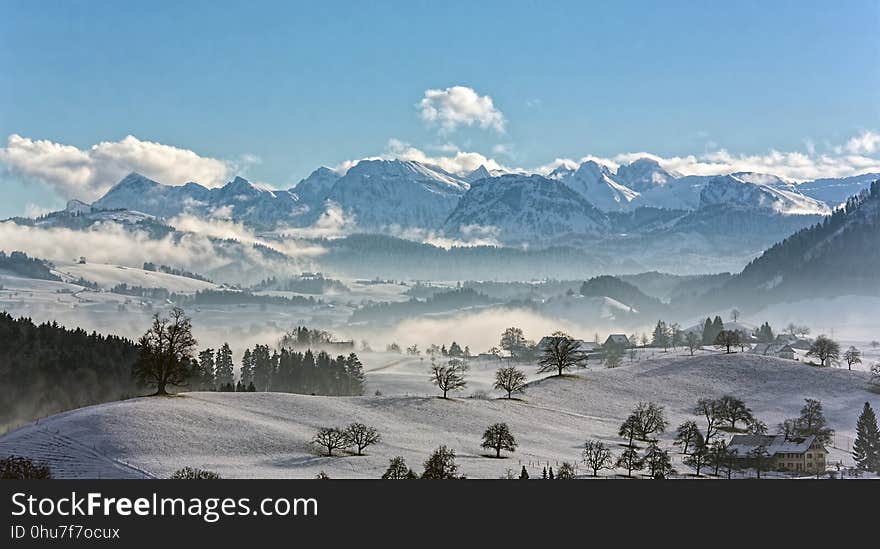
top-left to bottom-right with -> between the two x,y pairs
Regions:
727,434 -> 828,474
749,342 -> 796,360
603,334 -> 631,350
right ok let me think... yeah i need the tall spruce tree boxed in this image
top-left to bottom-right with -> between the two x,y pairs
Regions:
215,343 -> 235,388
853,402 -> 880,472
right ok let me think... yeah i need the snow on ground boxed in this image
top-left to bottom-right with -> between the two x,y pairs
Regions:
52,261 -> 218,292
1,352 -> 877,479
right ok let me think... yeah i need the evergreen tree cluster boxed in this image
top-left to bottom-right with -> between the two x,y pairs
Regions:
0,312 -> 139,432
701,316 -> 725,345
0,251 -> 60,281
237,346 -> 365,396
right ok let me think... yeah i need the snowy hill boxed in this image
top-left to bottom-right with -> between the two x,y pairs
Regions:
443,174 -> 609,245
1,353 -> 875,479
52,261 -> 217,292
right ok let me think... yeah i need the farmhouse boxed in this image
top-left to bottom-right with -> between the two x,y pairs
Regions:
536,337 -> 599,353
750,343 -> 796,360
727,434 -> 827,474
603,334 -> 631,350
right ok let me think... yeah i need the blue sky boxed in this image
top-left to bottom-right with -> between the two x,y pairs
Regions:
1,0 -> 879,216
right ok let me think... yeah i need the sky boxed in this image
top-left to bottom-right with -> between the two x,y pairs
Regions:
1,0 -> 879,217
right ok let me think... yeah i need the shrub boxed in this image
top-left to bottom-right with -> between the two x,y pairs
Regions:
170,466 -> 221,479
0,456 -> 52,479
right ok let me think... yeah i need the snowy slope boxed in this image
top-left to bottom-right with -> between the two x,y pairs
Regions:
443,174 -> 609,245
289,166 -> 341,205
321,159 -> 470,230
615,157 -> 678,192
556,161 -> 640,211
52,261 -> 217,292
92,173 -> 305,229
699,175 -> 831,215
1,353 -> 875,479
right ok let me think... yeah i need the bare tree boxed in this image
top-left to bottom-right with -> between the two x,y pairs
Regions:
694,398 -> 723,445
604,348 -> 622,369
582,440 -> 614,476
344,423 -> 381,456
683,442 -> 709,476
718,395 -> 754,431
422,445 -> 460,479
133,307 -> 197,395
616,446 -> 643,477
312,427 -> 350,457
500,327 -> 529,361
713,330 -> 740,354
844,346 -> 862,371
685,331 -> 701,356
674,420 -> 702,454
747,445 -> 770,479
730,308 -> 740,323
381,456 -> 417,479
807,335 -> 840,367
494,366 -> 527,399
481,423 -> 517,458
631,402 -> 668,442
556,462 -> 577,479
644,442 -> 674,479
430,358 -> 467,398
537,332 -> 587,376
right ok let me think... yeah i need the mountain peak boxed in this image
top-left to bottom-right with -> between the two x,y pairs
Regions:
465,165 -> 493,183
616,158 -> 675,191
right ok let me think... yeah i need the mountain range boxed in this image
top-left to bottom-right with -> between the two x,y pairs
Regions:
87,158 -> 874,229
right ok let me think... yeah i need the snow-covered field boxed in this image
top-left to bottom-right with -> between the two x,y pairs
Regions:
2,352 -> 877,479
53,261 -> 218,292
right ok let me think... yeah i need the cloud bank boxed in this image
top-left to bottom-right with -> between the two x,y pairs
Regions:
0,134 -> 236,201
537,131 -> 880,182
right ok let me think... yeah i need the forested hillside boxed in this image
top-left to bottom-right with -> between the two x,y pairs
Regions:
724,181 -> 880,303
0,313 -> 139,432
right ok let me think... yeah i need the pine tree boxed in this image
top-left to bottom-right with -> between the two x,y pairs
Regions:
240,349 -> 254,387
701,317 -> 714,345
215,343 -> 235,387
542,466 -> 547,479
853,402 -> 880,472
548,466 -> 554,479
197,348 -> 216,390
519,466 -> 529,479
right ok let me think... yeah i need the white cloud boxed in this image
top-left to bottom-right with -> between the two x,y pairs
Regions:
843,130 -> 880,155
335,139 -> 509,177
537,133 -> 880,182
0,134 -> 235,201
418,86 -> 506,133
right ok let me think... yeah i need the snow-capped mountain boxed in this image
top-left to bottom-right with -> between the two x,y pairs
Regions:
92,173 -> 304,228
797,172 -> 880,207
464,165 -> 493,183
290,167 -> 340,204
556,161 -> 640,211
442,174 -> 609,245
615,157 -> 677,192
699,174 -> 831,215
318,159 -> 470,229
